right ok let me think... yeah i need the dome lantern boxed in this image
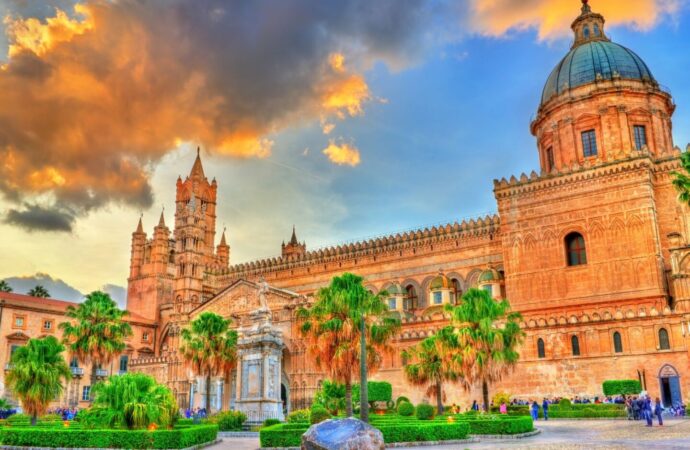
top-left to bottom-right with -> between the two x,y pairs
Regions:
571,0 -> 608,48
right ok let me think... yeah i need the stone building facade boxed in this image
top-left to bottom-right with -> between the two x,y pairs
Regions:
125,2 -> 690,412
2,2 -> 688,414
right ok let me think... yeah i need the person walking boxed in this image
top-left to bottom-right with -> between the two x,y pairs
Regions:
542,398 -> 549,421
625,396 -> 633,420
644,396 -> 653,427
531,401 -> 539,421
500,401 -> 508,415
654,397 -> 663,426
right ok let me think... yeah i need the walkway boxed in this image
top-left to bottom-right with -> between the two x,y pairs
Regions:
210,418 -> 690,449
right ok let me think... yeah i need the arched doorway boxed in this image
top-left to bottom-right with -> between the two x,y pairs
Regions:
659,364 -> 682,407
281,383 -> 288,415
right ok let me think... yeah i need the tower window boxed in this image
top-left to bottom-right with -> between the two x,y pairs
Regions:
583,26 -> 590,39
433,291 -> 442,305
581,129 -> 598,157
537,338 -> 545,359
565,232 -> 587,266
658,328 -> 670,350
545,147 -> 554,171
571,335 -> 581,356
404,285 -> 418,311
387,298 -> 396,310
633,125 -> 647,150
593,24 -> 601,36
613,331 -> 623,353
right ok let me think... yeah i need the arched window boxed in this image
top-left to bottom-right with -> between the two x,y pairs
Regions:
571,335 -> 581,356
537,338 -> 545,359
545,146 -> 554,172
658,328 -> 670,350
613,331 -> 623,353
451,278 -> 462,304
593,24 -> 601,36
404,285 -> 418,311
565,232 -> 587,266
583,26 -> 590,39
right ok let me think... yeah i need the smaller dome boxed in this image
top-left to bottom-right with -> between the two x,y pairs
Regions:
479,267 -> 503,283
385,283 -> 404,296
430,273 -> 450,290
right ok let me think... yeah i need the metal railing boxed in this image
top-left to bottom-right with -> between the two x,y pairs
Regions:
70,367 -> 84,376
95,369 -> 108,377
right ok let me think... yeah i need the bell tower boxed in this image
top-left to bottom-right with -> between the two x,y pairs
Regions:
173,148 -> 219,311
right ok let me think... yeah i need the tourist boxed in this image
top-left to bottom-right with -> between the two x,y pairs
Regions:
633,396 -> 641,420
542,398 -> 549,421
500,401 -> 507,415
625,396 -> 633,420
471,400 -> 479,411
643,396 -> 653,427
654,397 -> 663,426
531,401 -> 539,421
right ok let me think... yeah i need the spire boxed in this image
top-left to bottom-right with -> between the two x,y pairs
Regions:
189,146 -> 205,179
158,208 -> 166,227
135,215 -> 144,233
220,228 -> 227,246
580,0 -> 591,14
290,225 -> 298,245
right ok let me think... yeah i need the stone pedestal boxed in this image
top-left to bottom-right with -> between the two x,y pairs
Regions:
235,308 -> 284,422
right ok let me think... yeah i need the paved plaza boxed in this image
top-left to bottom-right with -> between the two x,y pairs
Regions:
212,419 -> 690,449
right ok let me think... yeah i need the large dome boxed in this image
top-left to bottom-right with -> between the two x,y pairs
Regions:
541,40 -> 655,106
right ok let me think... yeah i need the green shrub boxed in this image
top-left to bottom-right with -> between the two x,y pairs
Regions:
602,380 -> 642,396
463,416 -> 533,435
212,411 -> 247,431
397,401 -> 414,417
353,381 -> 393,405
416,404 -> 435,420
377,422 -> 470,443
395,396 -> 410,407
0,424 -> 218,448
287,409 -> 310,423
6,414 -> 30,425
559,398 -> 572,408
310,406 -> 331,424
262,418 -> 281,427
260,423 -> 308,448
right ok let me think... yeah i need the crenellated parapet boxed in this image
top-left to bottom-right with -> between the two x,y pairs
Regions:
212,214 -> 501,278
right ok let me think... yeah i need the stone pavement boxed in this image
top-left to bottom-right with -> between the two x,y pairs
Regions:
210,418 -> 690,449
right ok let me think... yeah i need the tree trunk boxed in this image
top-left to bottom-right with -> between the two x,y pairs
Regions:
482,379 -> 489,412
206,372 -> 212,412
345,381 -> 353,417
359,316 -> 369,423
31,414 -> 37,426
436,378 -> 444,415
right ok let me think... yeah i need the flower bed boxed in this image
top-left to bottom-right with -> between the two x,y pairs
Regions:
0,424 -> 218,449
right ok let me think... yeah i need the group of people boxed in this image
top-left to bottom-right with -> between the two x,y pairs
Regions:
47,407 -> 80,420
625,395 -> 686,426
183,407 -> 208,419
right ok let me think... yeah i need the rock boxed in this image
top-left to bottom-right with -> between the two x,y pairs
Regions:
301,417 -> 385,450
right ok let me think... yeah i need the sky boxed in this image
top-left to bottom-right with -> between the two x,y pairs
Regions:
0,0 -> 689,304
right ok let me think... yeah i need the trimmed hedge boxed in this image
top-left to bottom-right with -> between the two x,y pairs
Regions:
353,381 -> 393,404
416,404 -> 435,420
0,424 -> 218,449
603,380 -> 642,396
287,409 -> 310,423
378,422 -> 470,443
262,418 -> 281,427
397,401 -> 414,416
461,416 -> 533,435
212,410 -> 247,431
260,424 -> 307,448
310,406 -> 332,424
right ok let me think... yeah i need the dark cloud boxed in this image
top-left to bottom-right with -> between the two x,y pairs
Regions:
0,0 -> 443,231
4,203 -> 76,232
101,283 -> 127,309
3,272 -> 83,300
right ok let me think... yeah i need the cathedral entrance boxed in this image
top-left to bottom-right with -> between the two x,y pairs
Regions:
659,364 -> 682,407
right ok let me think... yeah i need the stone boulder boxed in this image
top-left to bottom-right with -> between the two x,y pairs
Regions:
301,417 -> 385,450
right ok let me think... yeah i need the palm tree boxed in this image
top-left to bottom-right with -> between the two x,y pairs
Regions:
27,285 -> 49,298
180,312 -> 238,412
0,280 -> 12,293
402,327 -> 462,414
447,288 -> 524,412
59,291 -> 133,370
298,272 -> 401,417
672,149 -> 690,205
6,336 -> 72,425
86,372 -> 178,429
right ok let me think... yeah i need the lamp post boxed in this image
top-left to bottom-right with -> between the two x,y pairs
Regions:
359,310 -> 368,423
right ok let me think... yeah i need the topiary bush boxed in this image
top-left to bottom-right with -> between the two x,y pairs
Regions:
310,405 -> 332,424
559,398 -> 572,408
397,401 -> 414,417
602,380 -> 642,396
262,418 -> 281,427
416,404 -> 435,420
213,411 -> 247,431
286,409 -> 310,423
395,396 -> 410,407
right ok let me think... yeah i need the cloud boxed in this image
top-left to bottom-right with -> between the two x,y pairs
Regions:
0,0 -> 435,231
101,283 -> 127,309
468,0 -> 682,40
4,203 -> 76,232
322,140 -> 361,166
2,272 -> 83,300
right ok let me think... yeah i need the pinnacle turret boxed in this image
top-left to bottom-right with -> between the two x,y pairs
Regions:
135,216 -> 144,234
158,209 -> 166,227
189,146 -> 205,179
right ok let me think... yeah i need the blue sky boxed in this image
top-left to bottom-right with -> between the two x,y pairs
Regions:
0,0 -> 688,297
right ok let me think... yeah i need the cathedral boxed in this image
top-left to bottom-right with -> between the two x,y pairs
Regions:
1,1 -> 688,416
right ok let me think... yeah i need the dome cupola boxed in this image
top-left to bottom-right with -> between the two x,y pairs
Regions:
530,0 -> 675,174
